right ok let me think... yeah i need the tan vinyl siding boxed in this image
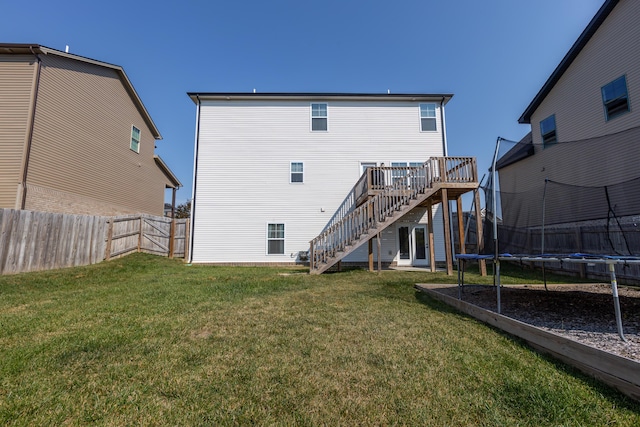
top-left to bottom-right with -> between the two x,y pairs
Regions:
24,54 -> 166,216
0,56 -> 35,208
504,0 -> 640,230
531,0 -> 640,149
498,126 -> 640,228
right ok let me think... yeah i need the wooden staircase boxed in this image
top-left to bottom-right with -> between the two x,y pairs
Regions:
309,157 -> 478,274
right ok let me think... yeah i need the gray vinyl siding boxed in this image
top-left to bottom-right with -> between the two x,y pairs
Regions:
25,54 -> 166,215
0,56 -> 34,208
192,99 -> 447,264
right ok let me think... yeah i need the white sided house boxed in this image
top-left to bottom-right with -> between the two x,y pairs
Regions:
188,93 -> 480,273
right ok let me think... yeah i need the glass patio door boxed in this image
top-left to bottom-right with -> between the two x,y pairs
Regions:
397,225 -> 429,266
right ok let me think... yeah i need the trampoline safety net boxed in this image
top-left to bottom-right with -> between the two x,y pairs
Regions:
482,132 -> 640,282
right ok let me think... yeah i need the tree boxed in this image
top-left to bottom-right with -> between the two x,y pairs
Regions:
174,200 -> 191,219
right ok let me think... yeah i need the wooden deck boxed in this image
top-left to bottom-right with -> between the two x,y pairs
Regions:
309,157 -> 485,275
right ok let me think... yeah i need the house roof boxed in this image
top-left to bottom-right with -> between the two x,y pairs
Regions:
187,92 -> 454,104
495,132 -> 534,170
518,0 -> 619,124
154,155 -> 182,189
0,43 -> 162,139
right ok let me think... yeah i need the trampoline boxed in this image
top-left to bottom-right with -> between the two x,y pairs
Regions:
454,135 -> 640,342
456,253 -> 640,341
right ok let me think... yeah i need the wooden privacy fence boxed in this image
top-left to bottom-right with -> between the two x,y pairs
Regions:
0,209 -> 189,275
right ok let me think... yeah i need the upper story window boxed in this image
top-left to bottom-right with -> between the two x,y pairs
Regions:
311,103 -> 328,131
419,103 -> 437,132
602,75 -> 630,121
130,125 -> 141,153
540,114 -> 557,148
290,162 -> 304,183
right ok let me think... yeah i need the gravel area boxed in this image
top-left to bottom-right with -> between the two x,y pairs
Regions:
429,283 -> 640,361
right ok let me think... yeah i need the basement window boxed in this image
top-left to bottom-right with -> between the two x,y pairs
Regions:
267,223 -> 285,255
602,75 -> 630,121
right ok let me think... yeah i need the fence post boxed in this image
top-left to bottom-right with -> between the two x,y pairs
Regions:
105,219 -> 113,261
169,218 -> 176,259
138,216 -> 143,253
184,219 -> 191,263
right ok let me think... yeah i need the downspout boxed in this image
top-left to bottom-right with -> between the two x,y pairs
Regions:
20,47 -> 43,209
188,94 -> 202,264
440,97 -> 448,156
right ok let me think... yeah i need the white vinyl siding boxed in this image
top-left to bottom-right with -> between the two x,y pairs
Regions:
191,99 -> 447,264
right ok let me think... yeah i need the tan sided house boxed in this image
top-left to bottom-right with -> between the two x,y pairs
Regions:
0,43 -> 180,216
495,0 -> 640,258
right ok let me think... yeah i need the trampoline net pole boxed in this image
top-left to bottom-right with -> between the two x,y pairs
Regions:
609,263 -> 627,342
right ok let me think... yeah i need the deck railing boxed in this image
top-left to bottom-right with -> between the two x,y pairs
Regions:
309,157 -> 476,273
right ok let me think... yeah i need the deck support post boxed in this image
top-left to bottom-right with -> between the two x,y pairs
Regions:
456,197 -> 465,256
426,201 -> 436,272
474,188 -> 487,276
441,189 -> 454,275
368,239 -> 374,271
377,233 -> 381,273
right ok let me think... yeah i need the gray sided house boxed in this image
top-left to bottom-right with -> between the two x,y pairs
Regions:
0,44 -> 181,216
497,0 -> 640,256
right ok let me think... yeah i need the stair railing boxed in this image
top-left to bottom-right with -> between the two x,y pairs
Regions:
309,157 -> 476,272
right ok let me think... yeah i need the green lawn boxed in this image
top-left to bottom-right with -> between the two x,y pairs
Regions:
0,253 -> 638,426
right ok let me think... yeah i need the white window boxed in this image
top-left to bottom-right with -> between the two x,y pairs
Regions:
130,125 -> 140,153
360,162 -> 377,176
311,103 -> 328,131
392,161 -> 424,187
267,223 -> 285,255
391,162 -> 408,185
419,104 -> 437,132
290,162 -> 304,183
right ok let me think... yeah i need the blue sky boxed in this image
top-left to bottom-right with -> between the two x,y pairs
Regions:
3,0 -> 604,205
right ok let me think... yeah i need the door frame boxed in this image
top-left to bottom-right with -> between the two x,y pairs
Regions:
396,224 -> 429,267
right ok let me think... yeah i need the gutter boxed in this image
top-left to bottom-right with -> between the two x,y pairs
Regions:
19,47 -> 43,209
188,94 -> 202,264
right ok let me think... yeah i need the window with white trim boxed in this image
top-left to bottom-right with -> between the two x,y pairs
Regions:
602,75 -> 630,121
290,162 -> 304,183
267,223 -> 285,254
130,125 -> 141,153
540,114 -> 557,148
311,103 -> 328,131
391,162 -> 408,185
419,103 -> 436,132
